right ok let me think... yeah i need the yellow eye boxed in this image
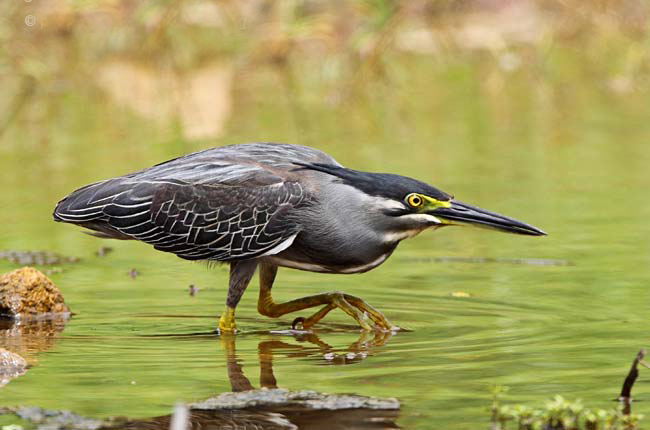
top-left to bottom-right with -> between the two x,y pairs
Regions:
406,193 -> 423,208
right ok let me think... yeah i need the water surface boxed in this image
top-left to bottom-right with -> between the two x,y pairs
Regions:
1,56 -> 650,429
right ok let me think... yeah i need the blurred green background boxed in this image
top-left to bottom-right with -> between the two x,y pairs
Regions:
2,1 -> 650,429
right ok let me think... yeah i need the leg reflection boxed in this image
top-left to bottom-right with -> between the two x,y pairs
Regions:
221,329 -> 395,391
220,334 -> 254,392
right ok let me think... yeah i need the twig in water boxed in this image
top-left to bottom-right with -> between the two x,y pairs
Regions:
619,349 -> 649,415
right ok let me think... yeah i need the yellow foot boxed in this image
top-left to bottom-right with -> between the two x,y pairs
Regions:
341,293 -> 400,331
218,306 -> 237,334
262,290 -> 398,332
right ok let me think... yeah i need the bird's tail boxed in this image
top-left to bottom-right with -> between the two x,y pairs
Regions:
53,179 -> 134,240
53,180 -> 113,223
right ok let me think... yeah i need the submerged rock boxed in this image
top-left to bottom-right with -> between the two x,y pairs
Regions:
0,267 -> 70,319
5,390 -> 400,429
191,388 -> 400,411
8,407 -> 104,430
0,348 -> 27,386
0,250 -> 80,266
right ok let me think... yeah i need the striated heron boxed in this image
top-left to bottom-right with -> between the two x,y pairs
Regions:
53,143 -> 545,332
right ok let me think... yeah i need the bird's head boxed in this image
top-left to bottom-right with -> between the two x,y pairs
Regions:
384,191 -> 546,237
295,162 -> 546,240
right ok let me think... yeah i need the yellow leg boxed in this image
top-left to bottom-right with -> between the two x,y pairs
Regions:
218,306 -> 237,333
258,263 -> 397,331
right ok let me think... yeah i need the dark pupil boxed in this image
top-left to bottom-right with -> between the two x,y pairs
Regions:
412,196 -> 420,205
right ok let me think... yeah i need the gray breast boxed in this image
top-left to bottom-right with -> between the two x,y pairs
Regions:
267,181 -> 399,273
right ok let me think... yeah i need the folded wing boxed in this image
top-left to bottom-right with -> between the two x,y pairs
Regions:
53,178 -> 306,261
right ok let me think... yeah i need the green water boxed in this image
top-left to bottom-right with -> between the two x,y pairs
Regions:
2,56 -> 650,429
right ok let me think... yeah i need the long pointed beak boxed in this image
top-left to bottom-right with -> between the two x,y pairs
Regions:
430,201 -> 546,236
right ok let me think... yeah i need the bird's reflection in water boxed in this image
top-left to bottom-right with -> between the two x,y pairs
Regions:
227,329 -> 395,392
114,330 -> 400,430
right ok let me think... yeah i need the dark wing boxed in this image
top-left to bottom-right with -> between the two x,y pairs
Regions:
54,179 -> 306,262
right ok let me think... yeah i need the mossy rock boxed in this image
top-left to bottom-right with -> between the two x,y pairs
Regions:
0,267 -> 70,318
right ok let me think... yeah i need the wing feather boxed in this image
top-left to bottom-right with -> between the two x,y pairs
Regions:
54,178 -> 307,262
